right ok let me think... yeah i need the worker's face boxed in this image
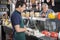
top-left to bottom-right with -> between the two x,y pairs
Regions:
43,6 -> 48,12
20,4 -> 26,12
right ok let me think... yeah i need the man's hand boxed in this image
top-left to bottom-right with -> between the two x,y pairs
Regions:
24,26 -> 27,31
41,13 -> 46,17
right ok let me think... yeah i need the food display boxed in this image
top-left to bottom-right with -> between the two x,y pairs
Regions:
50,32 -> 58,38
42,30 -> 51,37
25,12 -> 30,17
21,12 -> 26,17
30,11 -> 34,17
2,18 -> 12,28
34,12 -> 40,17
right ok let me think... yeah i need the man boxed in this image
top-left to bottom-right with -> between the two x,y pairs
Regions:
40,3 -> 56,31
40,3 -> 54,18
11,1 -> 26,40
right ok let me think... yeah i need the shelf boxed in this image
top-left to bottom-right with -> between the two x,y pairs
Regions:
22,17 -> 47,21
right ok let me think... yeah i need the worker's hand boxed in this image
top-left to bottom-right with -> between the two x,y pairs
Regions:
24,26 -> 27,31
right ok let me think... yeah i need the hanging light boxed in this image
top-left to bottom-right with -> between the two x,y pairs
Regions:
52,0 -> 55,6
46,0 -> 50,3
39,3 -> 41,11
42,0 -> 44,2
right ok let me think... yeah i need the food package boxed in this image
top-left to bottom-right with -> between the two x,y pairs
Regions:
26,12 -> 30,17
42,30 -> 51,37
50,32 -> 58,38
57,12 -> 60,20
34,12 -> 40,17
48,12 -> 56,19
21,12 -> 25,17
30,11 -> 34,17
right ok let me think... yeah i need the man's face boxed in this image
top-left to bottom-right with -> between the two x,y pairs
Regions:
20,4 -> 26,12
43,6 -> 48,12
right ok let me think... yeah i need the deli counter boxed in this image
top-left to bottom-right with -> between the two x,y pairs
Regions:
2,11 -> 58,40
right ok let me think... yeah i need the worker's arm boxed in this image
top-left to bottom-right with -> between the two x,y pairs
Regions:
11,13 -> 27,32
14,24 -> 26,32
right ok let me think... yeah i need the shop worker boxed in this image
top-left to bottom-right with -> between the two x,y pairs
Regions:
40,3 -> 56,31
11,1 -> 26,40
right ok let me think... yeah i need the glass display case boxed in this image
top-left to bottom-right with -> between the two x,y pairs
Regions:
1,0 -> 58,40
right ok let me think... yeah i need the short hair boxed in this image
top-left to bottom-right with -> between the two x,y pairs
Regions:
42,3 -> 48,8
15,1 -> 26,8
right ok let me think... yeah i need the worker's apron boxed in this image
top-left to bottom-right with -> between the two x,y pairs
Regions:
14,17 -> 26,40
